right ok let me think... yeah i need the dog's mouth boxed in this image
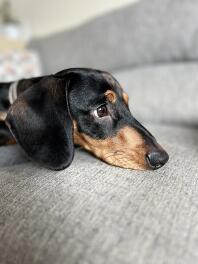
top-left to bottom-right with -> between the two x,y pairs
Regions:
101,148 -> 169,171
73,125 -> 169,171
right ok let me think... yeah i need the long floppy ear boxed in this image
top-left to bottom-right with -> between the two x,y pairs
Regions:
5,76 -> 74,170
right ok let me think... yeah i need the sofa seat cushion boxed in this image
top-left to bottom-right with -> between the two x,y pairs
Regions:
0,123 -> 198,264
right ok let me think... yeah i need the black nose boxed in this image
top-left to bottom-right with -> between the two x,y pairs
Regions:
146,150 -> 169,170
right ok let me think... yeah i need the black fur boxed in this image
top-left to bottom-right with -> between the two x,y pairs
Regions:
0,68 -> 168,170
0,82 -> 11,110
6,76 -> 74,170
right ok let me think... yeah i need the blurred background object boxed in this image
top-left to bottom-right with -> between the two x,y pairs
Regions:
0,0 -> 41,81
0,0 -> 137,80
8,0 -> 138,37
0,49 -> 41,81
0,0 -> 31,49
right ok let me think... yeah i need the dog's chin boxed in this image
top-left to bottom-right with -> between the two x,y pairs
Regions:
101,156 -> 149,171
73,127 -> 168,171
99,151 -> 168,171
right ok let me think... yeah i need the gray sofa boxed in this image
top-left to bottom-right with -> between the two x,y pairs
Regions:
1,0 -> 198,263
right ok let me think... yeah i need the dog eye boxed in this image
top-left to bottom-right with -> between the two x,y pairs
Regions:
94,105 -> 109,118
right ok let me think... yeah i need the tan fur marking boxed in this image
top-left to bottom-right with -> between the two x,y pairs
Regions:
73,125 -> 149,170
5,138 -> 16,145
105,90 -> 117,103
123,92 -> 129,105
0,111 -> 7,121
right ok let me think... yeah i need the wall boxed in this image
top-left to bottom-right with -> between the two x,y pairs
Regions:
6,0 -> 139,37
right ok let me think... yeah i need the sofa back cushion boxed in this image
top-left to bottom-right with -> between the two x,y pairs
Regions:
29,0 -> 198,74
114,63 -> 198,126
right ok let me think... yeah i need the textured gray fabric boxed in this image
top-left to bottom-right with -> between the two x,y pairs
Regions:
0,145 -> 28,167
0,124 -> 198,264
29,0 -> 198,74
3,1 -> 198,262
114,62 -> 198,125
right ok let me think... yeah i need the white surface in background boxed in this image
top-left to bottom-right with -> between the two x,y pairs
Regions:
0,23 -> 31,41
7,0 -> 139,37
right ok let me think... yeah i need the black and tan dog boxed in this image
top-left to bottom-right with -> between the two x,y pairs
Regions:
0,68 -> 169,170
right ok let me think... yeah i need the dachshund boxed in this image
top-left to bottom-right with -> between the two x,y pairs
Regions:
0,68 -> 169,170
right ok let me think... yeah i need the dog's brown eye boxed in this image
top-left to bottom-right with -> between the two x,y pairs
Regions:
94,105 -> 109,118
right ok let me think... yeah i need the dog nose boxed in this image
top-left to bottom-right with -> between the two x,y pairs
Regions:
146,150 -> 169,170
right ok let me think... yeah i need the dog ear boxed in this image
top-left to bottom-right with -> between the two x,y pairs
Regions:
6,76 -> 74,170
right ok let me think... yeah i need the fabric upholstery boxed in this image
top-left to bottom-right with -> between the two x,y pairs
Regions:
0,145 -> 27,167
0,124 -> 198,264
114,62 -> 198,125
1,0 -> 198,263
29,0 -> 198,74
0,61 -> 198,263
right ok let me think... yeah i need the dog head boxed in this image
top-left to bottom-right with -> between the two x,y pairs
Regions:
6,68 -> 169,170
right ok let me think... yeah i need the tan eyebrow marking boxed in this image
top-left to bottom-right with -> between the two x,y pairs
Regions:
102,73 -> 129,105
105,90 -> 117,103
122,92 -> 129,105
